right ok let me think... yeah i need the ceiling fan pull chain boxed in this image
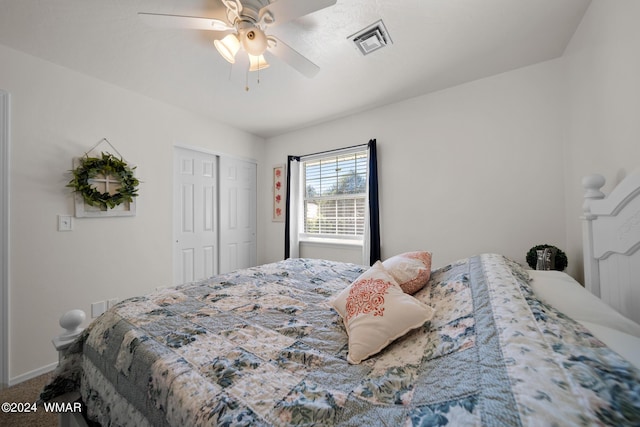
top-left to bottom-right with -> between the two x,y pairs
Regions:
245,67 -> 250,92
257,58 -> 261,85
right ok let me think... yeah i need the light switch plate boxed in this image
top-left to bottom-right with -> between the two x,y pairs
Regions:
58,215 -> 73,231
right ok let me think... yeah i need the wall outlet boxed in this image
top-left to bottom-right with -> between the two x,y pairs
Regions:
107,298 -> 119,309
91,301 -> 106,318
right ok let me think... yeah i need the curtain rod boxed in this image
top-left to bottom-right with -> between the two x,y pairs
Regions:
295,141 -> 372,160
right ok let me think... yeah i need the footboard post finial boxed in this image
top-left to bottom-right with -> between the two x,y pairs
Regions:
52,309 -> 86,362
582,173 -> 606,297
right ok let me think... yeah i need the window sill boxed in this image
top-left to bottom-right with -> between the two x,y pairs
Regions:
299,237 -> 363,248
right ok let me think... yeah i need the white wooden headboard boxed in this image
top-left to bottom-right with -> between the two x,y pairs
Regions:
582,169 -> 640,324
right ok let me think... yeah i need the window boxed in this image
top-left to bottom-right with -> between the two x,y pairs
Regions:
285,139 -> 379,264
302,149 -> 368,240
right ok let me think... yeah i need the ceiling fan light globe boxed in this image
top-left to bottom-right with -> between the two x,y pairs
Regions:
248,54 -> 270,71
214,34 -> 241,63
242,29 -> 268,56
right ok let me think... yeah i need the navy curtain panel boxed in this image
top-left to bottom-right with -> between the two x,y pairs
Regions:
284,155 -> 299,259
367,139 -> 381,265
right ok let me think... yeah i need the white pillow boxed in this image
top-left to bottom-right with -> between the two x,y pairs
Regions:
331,261 -> 435,364
528,270 -> 640,337
382,251 -> 432,294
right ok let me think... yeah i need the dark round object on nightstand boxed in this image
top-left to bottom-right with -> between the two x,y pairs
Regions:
526,244 -> 568,271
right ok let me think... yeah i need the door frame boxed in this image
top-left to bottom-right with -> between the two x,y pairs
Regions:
1,90 -> 11,388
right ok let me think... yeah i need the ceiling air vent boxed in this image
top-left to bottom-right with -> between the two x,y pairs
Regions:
348,19 -> 393,56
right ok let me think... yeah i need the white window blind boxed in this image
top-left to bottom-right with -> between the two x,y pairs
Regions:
303,149 -> 368,239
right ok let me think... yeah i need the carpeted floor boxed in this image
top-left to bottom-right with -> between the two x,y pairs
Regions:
0,372 -> 57,427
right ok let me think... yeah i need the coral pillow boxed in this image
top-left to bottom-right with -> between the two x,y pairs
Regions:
331,261 -> 435,364
382,251 -> 432,294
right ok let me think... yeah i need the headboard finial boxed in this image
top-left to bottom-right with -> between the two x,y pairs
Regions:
582,174 -> 606,213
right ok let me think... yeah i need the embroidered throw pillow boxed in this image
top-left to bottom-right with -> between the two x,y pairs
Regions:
382,251 -> 432,294
331,261 -> 435,364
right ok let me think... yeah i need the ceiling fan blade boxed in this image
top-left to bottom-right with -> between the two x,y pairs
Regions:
259,0 -> 337,26
267,36 -> 320,78
138,12 -> 233,32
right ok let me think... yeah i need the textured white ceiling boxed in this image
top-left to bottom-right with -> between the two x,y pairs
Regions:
0,0 -> 591,138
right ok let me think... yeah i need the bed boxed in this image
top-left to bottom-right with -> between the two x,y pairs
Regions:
41,171 -> 640,426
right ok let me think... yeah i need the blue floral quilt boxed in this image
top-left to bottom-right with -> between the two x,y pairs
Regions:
41,254 -> 640,426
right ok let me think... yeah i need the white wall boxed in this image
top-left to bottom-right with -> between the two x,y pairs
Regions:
562,0 -> 640,281
261,59 -> 568,270
0,44 -> 264,382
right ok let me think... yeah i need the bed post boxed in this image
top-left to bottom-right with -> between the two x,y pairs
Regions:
582,174 -> 606,297
52,310 -> 87,427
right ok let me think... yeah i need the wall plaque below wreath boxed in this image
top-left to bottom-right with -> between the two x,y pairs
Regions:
68,147 -> 139,218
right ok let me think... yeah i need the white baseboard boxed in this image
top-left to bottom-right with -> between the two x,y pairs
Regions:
9,361 -> 57,386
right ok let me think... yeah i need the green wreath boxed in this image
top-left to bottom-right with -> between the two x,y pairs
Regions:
68,152 -> 139,209
526,244 -> 568,271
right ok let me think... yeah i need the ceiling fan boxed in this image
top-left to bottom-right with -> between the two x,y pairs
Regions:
139,0 -> 337,78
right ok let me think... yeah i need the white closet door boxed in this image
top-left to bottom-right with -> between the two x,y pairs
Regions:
173,147 -> 218,285
219,156 -> 257,274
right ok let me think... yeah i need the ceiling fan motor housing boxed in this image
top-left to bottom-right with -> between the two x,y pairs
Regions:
227,0 -> 267,24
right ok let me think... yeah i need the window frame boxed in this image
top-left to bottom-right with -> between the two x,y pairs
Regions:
299,147 -> 369,244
